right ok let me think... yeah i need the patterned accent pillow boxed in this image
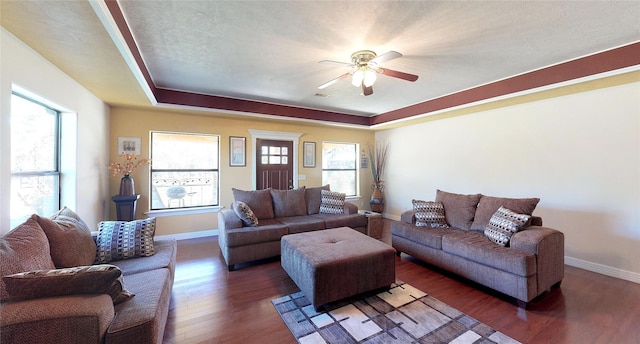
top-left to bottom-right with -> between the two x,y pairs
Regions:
95,218 -> 156,263
2,264 -> 134,304
319,189 -> 346,214
232,201 -> 259,226
412,199 -> 449,228
484,206 -> 531,247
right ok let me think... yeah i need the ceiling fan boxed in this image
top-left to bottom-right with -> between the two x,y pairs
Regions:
318,50 -> 418,96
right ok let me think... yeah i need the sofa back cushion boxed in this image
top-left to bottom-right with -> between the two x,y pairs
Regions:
33,210 -> 97,268
470,195 -> 540,231
435,190 -> 482,231
232,188 -> 274,220
271,188 -> 307,218
305,184 -> 331,215
0,218 -> 56,302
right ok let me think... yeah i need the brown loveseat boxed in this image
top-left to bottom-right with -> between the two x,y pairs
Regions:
218,186 -> 368,270
0,208 -> 175,344
392,190 -> 564,308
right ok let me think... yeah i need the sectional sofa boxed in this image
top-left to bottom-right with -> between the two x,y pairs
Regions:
392,190 -> 564,308
218,186 -> 368,270
0,209 -> 175,344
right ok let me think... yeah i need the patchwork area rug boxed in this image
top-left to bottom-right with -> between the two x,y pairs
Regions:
272,280 -> 521,344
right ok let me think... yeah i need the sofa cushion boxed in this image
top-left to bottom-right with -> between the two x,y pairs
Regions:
232,188 -> 274,220
412,200 -> 449,228
0,218 -> 56,302
108,268 -> 172,344
391,220 -> 454,250
110,239 -> 176,277
277,216 -> 326,234
484,206 -> 532,247
435,190 -> 482,230
33,213 -> 97,268
224,219 -> 289,247
232,201 -> 259,226
270,187 -> 307,217
319,189 -> 345,214
470,195 -> 540,231
305,184 -> 331,215
2,264 -> 133,304
95,218 -> 156,264
442,230 -> 536,277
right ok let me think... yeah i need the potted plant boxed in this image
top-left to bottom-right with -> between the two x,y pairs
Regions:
368,142 -> 388,213
109,153 -> 150,196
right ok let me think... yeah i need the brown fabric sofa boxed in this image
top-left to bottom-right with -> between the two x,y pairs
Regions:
0,213 -> 176,344
392,190 -> 564,308
218,186 -> 368,270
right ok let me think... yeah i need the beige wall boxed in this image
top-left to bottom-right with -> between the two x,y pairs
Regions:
1,28 -> 110,234
109,107 -> 375,236
376,72 -> 640,282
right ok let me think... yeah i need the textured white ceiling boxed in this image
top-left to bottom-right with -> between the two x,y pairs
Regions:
2,1 -> 639,119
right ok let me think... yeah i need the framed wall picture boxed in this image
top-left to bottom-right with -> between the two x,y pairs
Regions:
230,136 -> 246,166
303,141 -> 316,168
118,137 -> 141,155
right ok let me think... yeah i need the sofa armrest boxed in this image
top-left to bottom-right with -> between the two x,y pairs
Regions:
400,210 -> 416,224
511,226 -> 565,292
343,202 -> 358,214
218,208 -> 243,231
0,294 -> 114,344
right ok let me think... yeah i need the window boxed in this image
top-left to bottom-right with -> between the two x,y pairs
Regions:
322,142 -> 358,196
10,93 -> 60,228
150,132 -> 219,210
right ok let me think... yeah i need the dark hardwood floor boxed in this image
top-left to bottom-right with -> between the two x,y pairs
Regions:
162,223 -> 640,343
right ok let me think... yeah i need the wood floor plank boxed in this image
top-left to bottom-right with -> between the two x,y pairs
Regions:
162,230 -> 640,344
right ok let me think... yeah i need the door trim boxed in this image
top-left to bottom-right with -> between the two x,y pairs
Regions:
248,130 -> 302,189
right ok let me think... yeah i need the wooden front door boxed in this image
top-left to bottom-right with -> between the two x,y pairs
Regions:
256,139 -> 293,190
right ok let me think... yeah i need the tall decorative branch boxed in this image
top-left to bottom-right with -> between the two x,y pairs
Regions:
368,142 -> 389,183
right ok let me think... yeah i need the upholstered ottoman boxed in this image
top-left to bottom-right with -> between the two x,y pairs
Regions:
281,227 -> 395,309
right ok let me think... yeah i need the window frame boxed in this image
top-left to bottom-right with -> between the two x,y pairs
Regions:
149,131 -> 220,211
321,141 -> 359,197
9,92 -> 62,227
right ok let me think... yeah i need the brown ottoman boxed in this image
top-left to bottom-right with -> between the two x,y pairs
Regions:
281,227 -> 396,309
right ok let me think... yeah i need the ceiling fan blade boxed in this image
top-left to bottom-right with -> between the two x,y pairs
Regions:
318,73 -> 351,89
362,83 -> 373,96
319,60 -> 354,67
380,68 -> 419,82
369,51 -> 402,65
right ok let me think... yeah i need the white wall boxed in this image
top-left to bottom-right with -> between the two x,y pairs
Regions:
1,28 -> 110,234
378,79 -> 640,282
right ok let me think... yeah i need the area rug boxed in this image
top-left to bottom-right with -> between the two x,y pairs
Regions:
272,280 -> 521,344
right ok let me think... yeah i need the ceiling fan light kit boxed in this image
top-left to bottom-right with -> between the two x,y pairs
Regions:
319,50 -> 418,96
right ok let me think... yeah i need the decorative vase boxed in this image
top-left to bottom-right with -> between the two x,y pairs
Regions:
119,174 -> 135,196
370,180 -> 384,213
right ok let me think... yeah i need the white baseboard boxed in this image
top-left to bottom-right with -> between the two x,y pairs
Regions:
155,229 -> 218,241
565,256 -> 640,284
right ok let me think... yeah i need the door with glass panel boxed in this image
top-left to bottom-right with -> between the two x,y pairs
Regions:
256,139 -> 293,190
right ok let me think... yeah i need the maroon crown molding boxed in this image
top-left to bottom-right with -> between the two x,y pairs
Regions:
106,1 -> 639,128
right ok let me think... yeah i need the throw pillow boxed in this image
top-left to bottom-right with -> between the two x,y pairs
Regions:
0,218 -> 56,302
305,184 -> 331,215
232,201 -> 259,226
95,218 -> 156,264
33,212 -> 97,268
319,189 -> 346,214
470,195 -> 540,231
2,264 -> 134,304
435,190 -> 482,231
484,206 -> 531,247
232,188 -> 275,220
270,187 -> 307,218
412,200 -> 449,228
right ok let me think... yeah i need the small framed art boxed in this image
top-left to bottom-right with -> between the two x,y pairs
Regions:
303,141 -> 316,168
118,137 -> 141,155
230,136 -> 246,166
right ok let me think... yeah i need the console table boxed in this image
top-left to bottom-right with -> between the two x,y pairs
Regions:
112,194 -> 140,221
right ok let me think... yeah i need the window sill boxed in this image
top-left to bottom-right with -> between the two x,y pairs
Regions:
146,206 -> 223,218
